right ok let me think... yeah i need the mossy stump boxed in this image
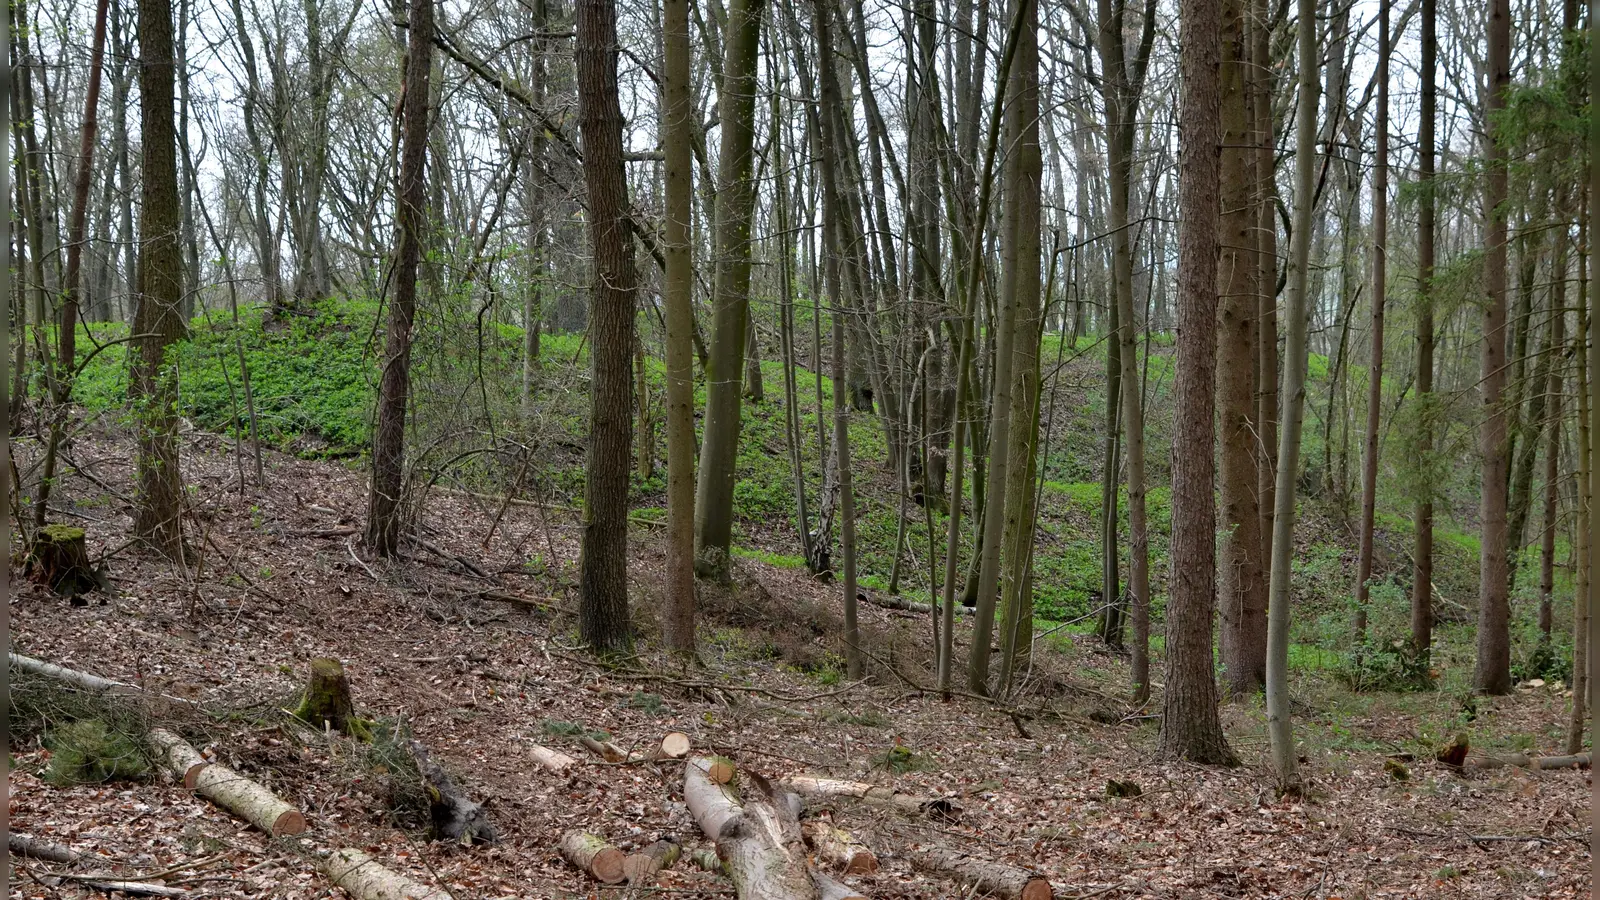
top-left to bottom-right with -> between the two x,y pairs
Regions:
294,658 -> 369,738
27,525 -> 98,601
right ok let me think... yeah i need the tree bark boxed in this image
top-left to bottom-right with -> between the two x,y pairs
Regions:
131,0 -> 188,560
660,0 -> 696,655
574,0 -> 638,652
692,0 -> 767,579
684,758 -> 817,900
1474,0 -> 1513,695
148,728 -> 308,836
1253,0 -> 1279,570
1216,0 -> 1266,697
1411,0 -> 1437,659
1158,0 -> 1234,767
1354,0 -> 1390,640
559,831 -> 627,883
1264,0 -> 1318,792
909,849 -> 1052,900
323,848 -> 450,900
365,0 -> 433,557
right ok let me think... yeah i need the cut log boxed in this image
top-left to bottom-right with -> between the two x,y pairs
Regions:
687,847 -> 725,873
146,727 -> 210,789
910,849 -> 1052,900
802,821 -> 878,875
781,776 -> 958,820
812,871 -> 869,900
10,653 -> 199,707
148,728 -> 305,836
622,839 -> 682,883
684,757 -> 818,900
293,658 -> 364,736
560,830 -> 627,884
529,744 -> 577,773
578,736 -> 628,763
9,833 -> 80,864
656,731 -> 692,760
405,739 -> 498,843
705,756 -> 737,785
26,524 -> 99,599
861,592 -> 968,616
1470,751 -> 1591,771
323,847 -> 451,900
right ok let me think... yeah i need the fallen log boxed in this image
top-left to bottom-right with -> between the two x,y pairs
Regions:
802,821 -> 878,875
559,830 -> 627,884
910,849 -> 1052,900
323,847 -> 450,900
406,739 -> 497,843
685,757 -> 817,899
147,727 -> 209,789
1471,751 -> 1591,771
529,744 -> 577,773
781,776 -> 958,820
146,728 -> 306,836
9,833 -> 80,864
812,871 -> 869,900
622,839 -> 682,884
656,731 -> 692,760
10,653 -> 199,707
74,880 -> 186,897
578,736 -> 628,763
861,593 -> 968,617
687,847 -> 725,873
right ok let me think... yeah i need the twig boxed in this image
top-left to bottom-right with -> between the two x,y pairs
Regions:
347,537 -> 379,582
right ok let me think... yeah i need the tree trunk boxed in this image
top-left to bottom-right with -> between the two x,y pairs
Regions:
1216,0 -> 1266,697
323,848 -> 449,900
1474,0 -> 1513,696
575,0 -> 638,653
661,0 -> 697,655
1253,0 -> 1279,568
1264,0 -> 1318,792
1158,0 -> 1234,767
684,758 -> 817,900
1535,302 -> 1567,643
909,849 -> 1052,900
131,0 -> 188,561
1354,0 -> 1389,640
559,831 -> 627,883
692,0 -> 766,580
998,0 -> 1043,696
1411,0 -> 1437,659
364,0 -> 433,557
1568,270 -> 1590,754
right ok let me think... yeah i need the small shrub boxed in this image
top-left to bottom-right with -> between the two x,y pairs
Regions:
1335,637 -> 1434,692
44,720 -> 148,786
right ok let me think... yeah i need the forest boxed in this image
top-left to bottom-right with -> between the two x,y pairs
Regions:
5,0 -> 1597,893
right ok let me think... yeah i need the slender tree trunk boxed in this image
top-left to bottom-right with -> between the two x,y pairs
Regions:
661,0 -> 697,655
1253,0 -> 1279,566
364,0 -> 433,557
131,0 -> 187,560
1568,259 -> 1590,753
998,0 -> 1042,695
1158,0 -> 1235,766
692,0 -> 766,579
1354,0 -> 1389,640
1265,0 -> 1319,793
1474,0 -> 1513,696
1217,0 -> 1266,697
1411,0 -> 1437,658
575,0 -> 638,653
1536,309 -> 1565,644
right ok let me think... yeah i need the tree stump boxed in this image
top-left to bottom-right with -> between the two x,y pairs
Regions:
293,658 -> 366,737
27,525 -> 98,601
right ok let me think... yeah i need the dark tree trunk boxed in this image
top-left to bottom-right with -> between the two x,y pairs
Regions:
1411,0 -> 1436,659
575,0 -> 638,652
1159,0 -> 1235,766
364,0 -> 434,557
131,0 -> 188,560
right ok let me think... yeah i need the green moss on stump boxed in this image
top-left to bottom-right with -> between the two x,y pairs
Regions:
27,525 -> 99,600
293,658 -> 373,739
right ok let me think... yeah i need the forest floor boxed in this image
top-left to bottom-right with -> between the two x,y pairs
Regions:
8,422 -> 1593,899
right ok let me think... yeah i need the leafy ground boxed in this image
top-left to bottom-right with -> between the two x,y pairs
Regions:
7,416 -> 1592,899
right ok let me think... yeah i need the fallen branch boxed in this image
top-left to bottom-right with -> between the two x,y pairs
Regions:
10,653 -> 199,707
73,880 -> 186,897
781,776 -> 959,820
10,834 -> 80,864
910,848 -> 1053,900
861,593 -> 969,616
322,847 -> 450,900
559,830 -> 627,884
579,735 -> 629,763
146,728 -> 306,836
684,757 -> 817,899
812,871 -> 869,900
1470,751 -> 1590,771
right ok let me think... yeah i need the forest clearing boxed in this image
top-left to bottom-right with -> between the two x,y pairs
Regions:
7,0 -> 1599,892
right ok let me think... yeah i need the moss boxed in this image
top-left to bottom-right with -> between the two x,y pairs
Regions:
292,658 -> 373,740
39,525 -> 86,543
